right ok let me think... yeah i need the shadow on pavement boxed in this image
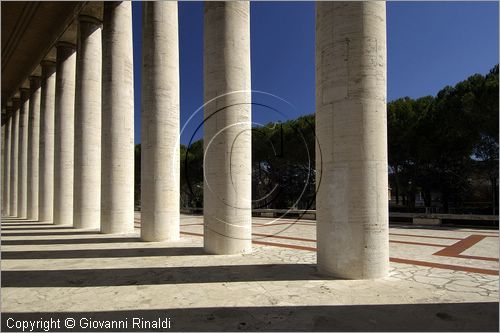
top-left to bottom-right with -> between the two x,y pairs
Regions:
2,264 -> 324,287
1,302 -> 498,331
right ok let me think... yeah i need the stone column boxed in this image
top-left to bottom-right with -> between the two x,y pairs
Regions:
101,1 -> 134,234
141,2 -> 180,241
27,76 -> 41,220
2,110 -> 11,216
1,121 -> 4,215
203,2 -> 252,254
315,2 -> 389,279
9,98 -> 20,217
17,89 -> 30,219
1,121 -> 3,215
39,61 -> 56,222
74,15 -> 102,229
53,43 -> 76,226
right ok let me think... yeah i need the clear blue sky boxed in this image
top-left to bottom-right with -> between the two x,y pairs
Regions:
132,1 -> 499,144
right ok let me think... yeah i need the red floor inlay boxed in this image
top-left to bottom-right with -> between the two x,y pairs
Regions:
434,235 -> 499,262
176,230 -> 499,276
389,240 -> 445,248
252,240 -> 317,252
252,232 -> 316,243
434,235 -> 486,257
389,257 -> 498,275
133,218 -> 500,275
389,233 -> 463,241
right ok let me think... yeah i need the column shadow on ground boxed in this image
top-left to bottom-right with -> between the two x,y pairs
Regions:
1,226 -> 75,231
0,231 -> 101,236
1,246 -> 206,259
2,264 -> 322,287
1,237 -> 141,245
1,303 -> 498,331
1,222 -> 52,226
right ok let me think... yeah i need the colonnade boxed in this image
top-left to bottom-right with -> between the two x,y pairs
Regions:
1,1 -> 388,279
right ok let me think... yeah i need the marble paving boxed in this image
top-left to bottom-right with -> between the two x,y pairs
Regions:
1,213 -> 498,331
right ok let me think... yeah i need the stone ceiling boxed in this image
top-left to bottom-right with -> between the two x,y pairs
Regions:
1,1 -> 85,108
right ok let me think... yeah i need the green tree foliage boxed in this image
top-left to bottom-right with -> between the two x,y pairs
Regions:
134,65 -> 498,214
180,140 -> 204,208
388,65 -> 499,212
134,144 -> 141,206
251,115 -> 316,209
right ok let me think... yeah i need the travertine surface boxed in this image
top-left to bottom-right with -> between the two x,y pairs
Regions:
316,2 -> 389,278
53,43 -> 76,226
101,2 -> 135,234
73,15 -> 102,229
26,76 -> 41,221
38,61 -> 56,222
141,2 -> 180,242
17,89 -> 30,219
204,2 -> 252,254
2,113 -> 11,216
1,215 -> 498,331
8,99 -> 19,217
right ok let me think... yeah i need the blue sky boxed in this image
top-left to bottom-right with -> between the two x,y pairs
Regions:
132,1 -> 499,144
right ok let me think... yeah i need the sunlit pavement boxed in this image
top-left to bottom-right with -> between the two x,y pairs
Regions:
1,213 -> 498,331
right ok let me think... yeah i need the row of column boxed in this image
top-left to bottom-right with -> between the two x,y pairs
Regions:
1,2 -> 135,235
1,1 -> 389,279
199,1 -> 389,279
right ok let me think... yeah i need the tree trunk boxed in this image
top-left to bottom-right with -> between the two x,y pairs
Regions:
423,189 -> 432,208
442,191 -> 449,213
491,175 -> 497,215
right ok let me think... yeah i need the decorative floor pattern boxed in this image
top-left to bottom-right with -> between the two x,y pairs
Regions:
1,214 -> 498,331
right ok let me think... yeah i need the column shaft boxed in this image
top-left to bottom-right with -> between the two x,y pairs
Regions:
2,113 -> 11,216
18,89 -> 30,219
203,2 -> 252,254
1,123 -> 3,215
101,1 -> 135,234
9,99 -> 20,216
27,76 -> 41,220
74,16 -> 102,229
141,2 -> 180,241
39,61 -> 57,222
53,43 -> 76,225
315,2 -> 389,279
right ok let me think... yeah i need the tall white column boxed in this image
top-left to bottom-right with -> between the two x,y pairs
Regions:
27,76 -> 41,220
74,15 -> 102,229
101,1 -> 134,234
9,99 -> 20,217
203,2 -> 252,254
39,61 -> 56,222
141,2 -> 180,241
2,110 -> 11,216
1,121 -> 3,216
1,120 -> 5,216
316,2 -> 389,279
17,89 -> 30,219
53,42 -> 76,226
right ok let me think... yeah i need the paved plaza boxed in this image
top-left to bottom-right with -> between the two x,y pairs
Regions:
1,214 -> 498,331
